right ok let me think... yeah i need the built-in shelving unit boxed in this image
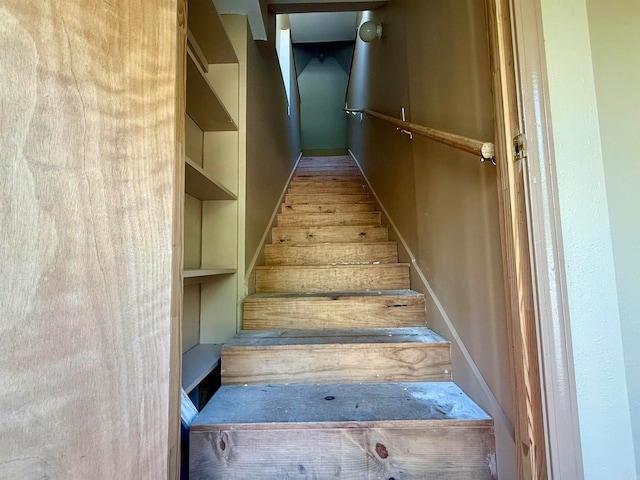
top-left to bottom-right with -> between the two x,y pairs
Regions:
186,50 -> 237,132
182,343 -> 224,394
185,157 -> 236,201
184,268 -> 236,285
181,2 -> 246,410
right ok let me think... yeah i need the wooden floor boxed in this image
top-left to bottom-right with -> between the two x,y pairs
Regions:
189,156 -> 496,479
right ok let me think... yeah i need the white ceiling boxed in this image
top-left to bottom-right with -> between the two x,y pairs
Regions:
289,12 -> 358,43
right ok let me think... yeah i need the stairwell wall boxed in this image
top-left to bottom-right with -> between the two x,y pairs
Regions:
245,12 -> 301,285
347,3 -> 515,478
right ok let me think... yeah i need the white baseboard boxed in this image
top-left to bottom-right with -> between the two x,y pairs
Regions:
348,149 -> 513,437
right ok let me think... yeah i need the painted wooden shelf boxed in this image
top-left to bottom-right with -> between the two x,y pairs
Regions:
186,48 -> 237,132
188,0 -> 237,65
185,156 -> 237,201
184,268 -> 237,285
182,343 -> 223,393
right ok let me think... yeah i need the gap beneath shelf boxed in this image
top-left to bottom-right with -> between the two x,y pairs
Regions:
182,343 -> 223,394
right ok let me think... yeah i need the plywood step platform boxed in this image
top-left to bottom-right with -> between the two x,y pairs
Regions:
285,193 -> 372,204
190,382 -> 496,479
255,263 -> 410,293
221,327 -> 451,385
290,177 -> 366,185
264,241 -> 397,266
272,225 -> 388,244
276,211 -> 381,227
243,290 -> 427,329
287,185 -> 369,195
281,202 -> 376,214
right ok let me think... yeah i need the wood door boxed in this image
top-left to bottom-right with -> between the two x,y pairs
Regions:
0,1 -> 184,478
486,0 -> 548,478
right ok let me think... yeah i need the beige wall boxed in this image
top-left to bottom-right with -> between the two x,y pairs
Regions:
245,12 -> 301,271
348,2 -> 514,478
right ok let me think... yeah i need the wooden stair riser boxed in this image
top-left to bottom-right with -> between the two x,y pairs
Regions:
298,157 -> 355,164
243,292 -> 427,329
285,193 -> 372,204
281,203 -> 376,214
272,225 -> 388,244
264,242 -> 397,266
190,425 -> 495,480
287,185 -> 369,195
297,160 -> 356,167
276,212 -> 381,227
221,343 -> 451,385
290,177 -> 366,186
255,264 -> 410,293
294,168 -> 360,176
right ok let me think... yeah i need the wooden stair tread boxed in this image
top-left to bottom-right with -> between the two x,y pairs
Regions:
276,211 -> 381,227
225,326 -> 447,347
287,185 -> 369,194
285,193 -> 372,204
255,263 -> 410,293
264,241 -> 398,265
272,225 -> 388,244
243,290 -> 427,329
192,382 -> 490,429
281,202 -> 375,214
246,289 -> 424,299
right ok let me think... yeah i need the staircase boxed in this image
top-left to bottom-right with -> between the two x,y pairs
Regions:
189,156 -> 496,479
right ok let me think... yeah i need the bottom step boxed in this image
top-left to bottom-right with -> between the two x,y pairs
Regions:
190,382 -> 495,479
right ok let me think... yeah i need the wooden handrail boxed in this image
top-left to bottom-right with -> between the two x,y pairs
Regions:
346,108 -> 495,162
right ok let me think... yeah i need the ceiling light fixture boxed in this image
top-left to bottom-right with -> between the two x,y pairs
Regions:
358,21 -> 382,43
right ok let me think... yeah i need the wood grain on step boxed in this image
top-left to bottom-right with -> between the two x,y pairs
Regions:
276,212 -> 381,227
272,225 -> 388,244
221,328 -> 451,385
285,193 -> 372,204
255,264 -> 410,293
290,177 -> 365,185
287,185 -> 369,195
264,242 -> 397,266
243,290 -> 426,329
281,202 -> 376,214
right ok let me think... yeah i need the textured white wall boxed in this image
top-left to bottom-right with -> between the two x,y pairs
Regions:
586,0 -> 640,470
539,0 -> 637,477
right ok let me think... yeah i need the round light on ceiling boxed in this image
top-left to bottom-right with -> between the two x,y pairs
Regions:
358,21 -> 382,43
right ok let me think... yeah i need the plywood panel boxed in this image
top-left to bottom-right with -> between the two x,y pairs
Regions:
0,2 -> 180,477
255,264 -> 410,293
243,290 -> 427,329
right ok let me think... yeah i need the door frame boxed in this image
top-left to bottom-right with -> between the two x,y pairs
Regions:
488,0 -> 584,478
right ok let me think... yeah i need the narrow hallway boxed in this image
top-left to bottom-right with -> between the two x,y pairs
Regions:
189,156 -> 496,478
